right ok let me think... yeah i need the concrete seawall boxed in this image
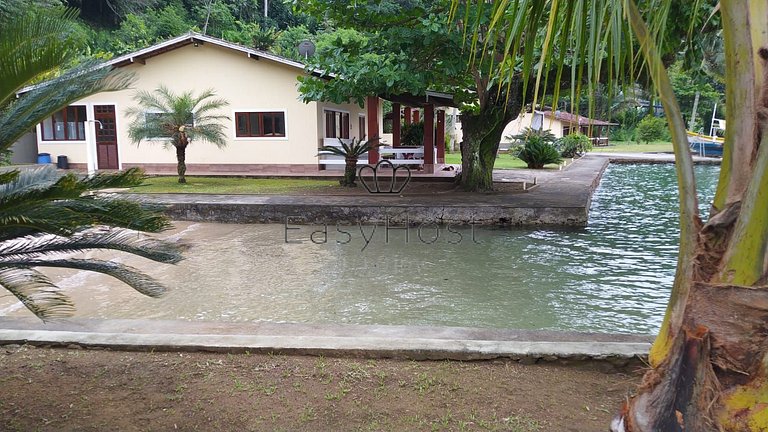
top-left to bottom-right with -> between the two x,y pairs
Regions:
129,156 -> 610,227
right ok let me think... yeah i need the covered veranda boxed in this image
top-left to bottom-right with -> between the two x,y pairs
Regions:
320,91 -> 458,175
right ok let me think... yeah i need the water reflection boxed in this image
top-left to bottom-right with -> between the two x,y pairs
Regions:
0,164 -> 719,334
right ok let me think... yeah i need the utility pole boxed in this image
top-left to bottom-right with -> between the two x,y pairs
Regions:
264,0 -> 268,17
688,91 -> 700,132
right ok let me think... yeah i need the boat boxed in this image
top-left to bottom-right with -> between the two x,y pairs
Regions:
687,131 -> 724,157
687,104 -> 724,157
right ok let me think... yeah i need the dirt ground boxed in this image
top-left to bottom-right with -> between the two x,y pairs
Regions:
0,346 -> 642,432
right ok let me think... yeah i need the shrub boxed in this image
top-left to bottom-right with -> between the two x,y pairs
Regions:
401,121 -> 425,146
512,128 -> 562,169
636,116 -> 669,143
558,133 -> 592,158
610,127 -> 636,142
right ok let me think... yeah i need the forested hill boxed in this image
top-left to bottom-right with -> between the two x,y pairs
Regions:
1,0 -> 319,61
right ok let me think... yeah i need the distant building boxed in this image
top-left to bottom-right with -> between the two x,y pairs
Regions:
502,110 -> 617,146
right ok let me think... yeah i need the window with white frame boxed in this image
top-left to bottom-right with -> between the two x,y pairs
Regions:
41,106 -> 86,141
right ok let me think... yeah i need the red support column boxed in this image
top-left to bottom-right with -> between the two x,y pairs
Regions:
392,102 -> 401,147
366,96 -> 379,164
413,109 -> 420,123
403,107 -> 412,125
436,110 -> 445,164
423,104 -> 434,173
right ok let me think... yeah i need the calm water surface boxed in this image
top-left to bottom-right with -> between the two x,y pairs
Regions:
0,164 -> 719,334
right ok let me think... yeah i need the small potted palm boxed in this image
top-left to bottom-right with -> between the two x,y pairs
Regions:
318,137 -> 380,187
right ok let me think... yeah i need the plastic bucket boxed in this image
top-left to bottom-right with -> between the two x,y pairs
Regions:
56,155 -> 69,169
37,153 -> 51,164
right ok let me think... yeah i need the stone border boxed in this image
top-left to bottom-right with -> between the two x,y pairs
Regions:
0,318 -> 651,365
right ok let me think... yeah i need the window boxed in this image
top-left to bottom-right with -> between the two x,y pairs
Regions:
235,112 -> 286,137
325,110 -> 349,139
41,106 -> 86,141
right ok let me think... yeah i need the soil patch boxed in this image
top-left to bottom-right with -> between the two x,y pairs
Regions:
0,346 -> 641,431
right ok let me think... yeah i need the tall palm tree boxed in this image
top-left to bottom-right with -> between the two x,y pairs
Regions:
126,86 -> 230,183
454,0 -> 768,429
0,7 -> 180,320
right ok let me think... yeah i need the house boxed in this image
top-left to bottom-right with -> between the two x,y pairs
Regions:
22,32 -> 454,176
502,110 -> 617,146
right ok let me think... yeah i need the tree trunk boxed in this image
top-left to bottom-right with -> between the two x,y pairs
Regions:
342,156 -> 358,187
459,87 -> 522,191
176,144 -> 187,184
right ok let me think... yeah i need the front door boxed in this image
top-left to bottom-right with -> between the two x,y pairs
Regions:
94,105 -> 119,169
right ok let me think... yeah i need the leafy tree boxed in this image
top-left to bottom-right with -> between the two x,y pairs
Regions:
294,0 -> 550,191
126,86 -> 230,183
110,5 -> 192,54
0,7 -> 180,319
668,61 -> 723,133
636,115 -> 669,143
221,21 -> 277,50
273,25 -> 312,60
461,0 -> 768,430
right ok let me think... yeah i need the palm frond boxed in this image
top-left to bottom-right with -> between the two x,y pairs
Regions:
0,267 -> 74,320
126,86 -> 230,149
0,7 -> 79,107
57,198 -> 173,234
0,170 -> 20,186
6,258 -> 168,298
0,62 -> 134,148
0,229 -> 182,264
318,137 -> 380,158
79,167 -> 147,190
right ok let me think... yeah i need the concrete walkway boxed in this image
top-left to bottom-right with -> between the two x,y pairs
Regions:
0,318 -> 652,362
127,155 -> 610,226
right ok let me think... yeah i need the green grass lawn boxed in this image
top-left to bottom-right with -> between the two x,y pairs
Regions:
129,176 -> 339,194
592,141 -> 673,153
444,152 -> 562,170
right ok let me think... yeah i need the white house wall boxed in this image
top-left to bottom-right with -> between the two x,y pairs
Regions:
36,43 -> 360,174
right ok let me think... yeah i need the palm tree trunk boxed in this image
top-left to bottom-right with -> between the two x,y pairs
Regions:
176,144 -> 187,184
613,3 -> 768,431
343,156 -> 357,187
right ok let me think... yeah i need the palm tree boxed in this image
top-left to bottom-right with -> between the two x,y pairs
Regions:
0,7 -> 180,320
318,137 -> 380,187
454,0 -> 768,429
126,86 -> 230,183
0,167 -> 181,320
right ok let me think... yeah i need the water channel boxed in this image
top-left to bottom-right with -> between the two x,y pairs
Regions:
0,163 -> 719,334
